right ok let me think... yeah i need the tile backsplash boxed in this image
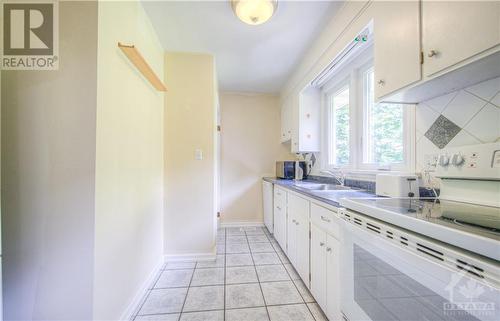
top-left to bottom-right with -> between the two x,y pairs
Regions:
416,76 -> 500,186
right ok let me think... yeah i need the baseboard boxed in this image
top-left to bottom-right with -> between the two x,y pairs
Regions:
164,252 -> 216,263
219,221 -> 265,228
120,257 -> 164,321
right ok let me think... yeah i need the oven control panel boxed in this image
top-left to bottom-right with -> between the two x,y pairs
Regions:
434,142 -> 500,180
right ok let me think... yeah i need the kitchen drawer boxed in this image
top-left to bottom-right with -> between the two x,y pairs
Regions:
311,203 -> 340,239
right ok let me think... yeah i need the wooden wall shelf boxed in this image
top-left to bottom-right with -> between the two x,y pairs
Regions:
118,42 -> 167,92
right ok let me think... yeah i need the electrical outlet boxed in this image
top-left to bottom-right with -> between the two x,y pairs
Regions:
424,154 -> 438,168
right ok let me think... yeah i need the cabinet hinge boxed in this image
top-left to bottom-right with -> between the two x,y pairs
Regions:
217,125 -> 221,132
309,272 -> 311,282
309,230 -> 311,239
420,51 -> 424,65
217,211 -> 221,218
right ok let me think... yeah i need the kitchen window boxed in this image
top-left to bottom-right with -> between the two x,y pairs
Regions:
327,84 -> 350,166
323,54 -> 414,172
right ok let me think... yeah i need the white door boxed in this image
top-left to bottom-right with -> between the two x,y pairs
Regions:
374,0 -> 421,99
287,210 -> 296,264
262,181 -> 273,233
422,0 -> 500,77
274,206 -> 285,251
310,223 -> 327,310
326,234 -> 340,321
295,208 -> 310,285
287,194 -> 309,266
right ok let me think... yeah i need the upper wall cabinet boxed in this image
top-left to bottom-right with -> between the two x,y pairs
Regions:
280,96 -> 293,142
281,86 -> 321,153
377,0 -> 500,103
292,86 -> 321,153
422,0 -> 500,77
374,0 -> 421,100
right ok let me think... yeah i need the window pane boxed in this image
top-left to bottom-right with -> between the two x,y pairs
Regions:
364,69 -> 404,164
329,86 -> 350,165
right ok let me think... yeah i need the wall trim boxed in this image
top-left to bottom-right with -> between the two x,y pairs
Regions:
120,257 -> 164,321
219,221 -> 265,228
164,252 -> 216,263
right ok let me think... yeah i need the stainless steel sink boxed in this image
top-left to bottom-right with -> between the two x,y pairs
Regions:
294,182 -> 354,191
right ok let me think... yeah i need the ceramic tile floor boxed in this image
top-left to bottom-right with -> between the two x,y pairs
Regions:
133,226 -> 328,321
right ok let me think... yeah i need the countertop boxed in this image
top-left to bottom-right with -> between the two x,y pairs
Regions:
263,177 -> 376,208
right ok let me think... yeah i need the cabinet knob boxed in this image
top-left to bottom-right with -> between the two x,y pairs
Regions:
377,79 -> 385,86
287,130 -> 291,134
320,242 -> 325,247
326,247 -> 332,252
428,50 -> 438,58
296,222 -> 299,226
320,215 -> 331,223
277,206 -> 281,210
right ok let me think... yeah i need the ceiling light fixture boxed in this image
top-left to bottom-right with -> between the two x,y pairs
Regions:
231,0 -> 278,26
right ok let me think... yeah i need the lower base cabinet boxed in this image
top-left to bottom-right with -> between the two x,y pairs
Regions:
310,216 -> 341,320
273,187 -> 287,251
287,193 -> 310,285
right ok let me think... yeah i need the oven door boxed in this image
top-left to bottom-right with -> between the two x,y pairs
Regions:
339,209 -> 500,321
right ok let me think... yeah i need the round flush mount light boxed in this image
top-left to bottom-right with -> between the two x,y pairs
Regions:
231,0 -> 278,26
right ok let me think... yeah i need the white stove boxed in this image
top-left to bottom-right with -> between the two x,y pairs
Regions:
338,143 -> 500,321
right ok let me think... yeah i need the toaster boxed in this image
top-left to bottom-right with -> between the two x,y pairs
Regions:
376,174 -> 420,198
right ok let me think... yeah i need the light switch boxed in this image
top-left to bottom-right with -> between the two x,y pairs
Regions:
195,149 -> 203,160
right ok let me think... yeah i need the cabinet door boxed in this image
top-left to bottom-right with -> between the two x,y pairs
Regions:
262,182 -> 273,233
287,210 -> 296,264
295,209 -> 310,285
298,87 -> 321,153
310,224 -> 327,311
273,189 -> 287,251
275,208 -> 287,252
280,102 -> 287,142
326,235 -> 341,321
287,194 -> 309,266
374,0 -> 421,100
422,0 -> 500,77
280,99 -> 292,142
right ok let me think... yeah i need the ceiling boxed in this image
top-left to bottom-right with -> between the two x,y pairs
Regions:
142,1 -> 342,93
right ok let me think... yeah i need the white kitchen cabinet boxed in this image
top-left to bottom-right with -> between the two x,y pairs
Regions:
310,204 -> 341,321
422,0 -> 500,77
280,96 -> 293,142
374,0 -> 421,100
281,86 -> 321,153
326,234 -> 340,321
273,187 -> 287,251
310,223 -> 327,309
262,181 -> 274,233
292,87 -> 321,153
287,193 -> 311,285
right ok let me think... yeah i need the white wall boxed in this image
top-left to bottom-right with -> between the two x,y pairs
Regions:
1,2 -> 98,319
1,1 -> 166,319
93,1 -> 165,319
219,93 -> 293,224
164,52 -> 217,259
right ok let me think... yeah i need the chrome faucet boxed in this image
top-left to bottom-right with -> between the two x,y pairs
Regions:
320,169 -> 346,186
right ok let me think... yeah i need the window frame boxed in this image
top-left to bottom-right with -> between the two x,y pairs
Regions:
320,49 -> 415,174
324,79 -> 352,170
